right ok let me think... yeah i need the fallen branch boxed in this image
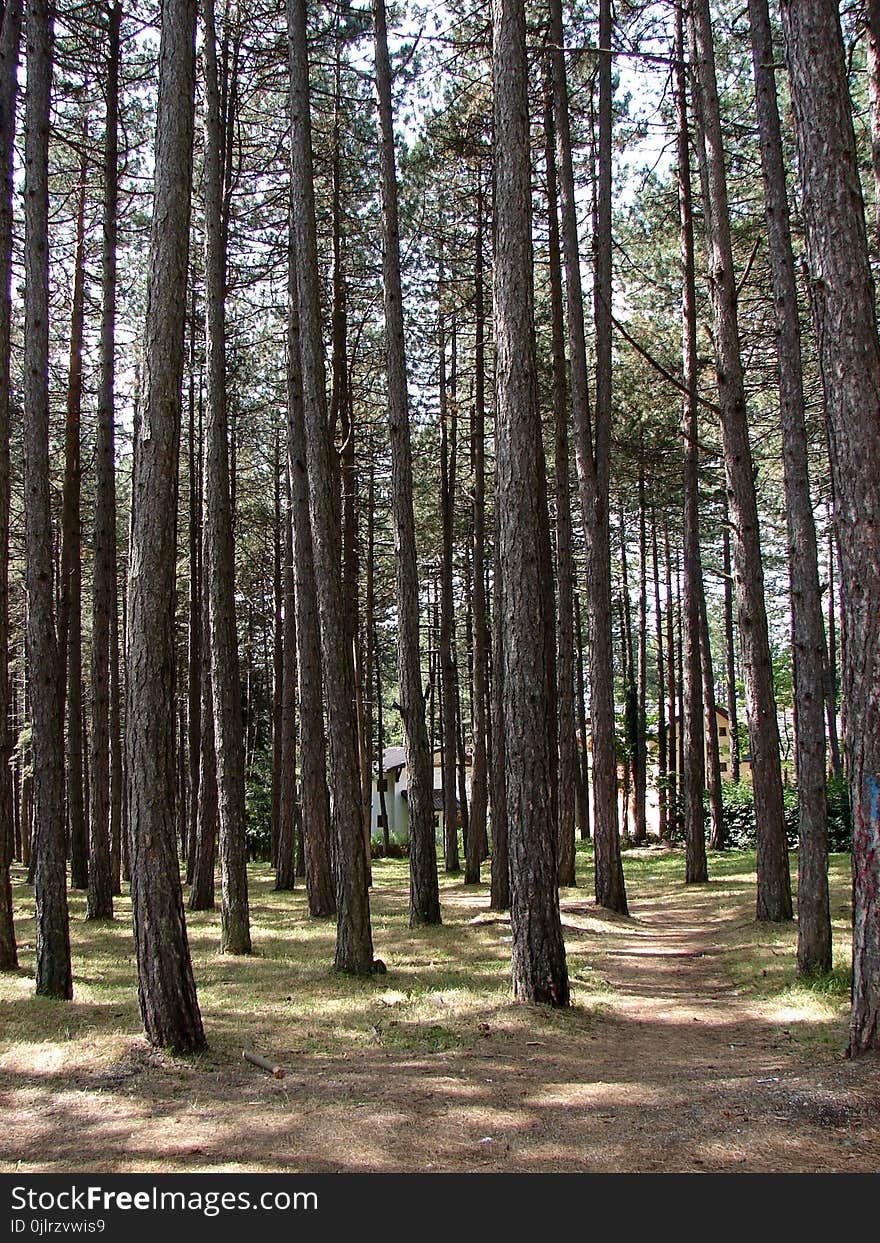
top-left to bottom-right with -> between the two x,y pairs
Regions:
243,1050 -> 284,1078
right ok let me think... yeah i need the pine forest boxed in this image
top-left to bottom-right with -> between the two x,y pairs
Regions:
1,0 -> 879,1177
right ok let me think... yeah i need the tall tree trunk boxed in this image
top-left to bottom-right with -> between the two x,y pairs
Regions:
329,43 -> 368,880
663,515 -> 679,832
362,459 -> 375,850
271,431 -> 283,870
489,531 -> 509,911
619,511 -> 636,841
0,0 -> 21,968
779,0 -> 880,1051
186,288 -> 201,883
127,0 -> 205,1051
549,0 -> 625,914
651,505 -> 668,841
202,0 -> 250,956
373,0 -> 441,921
574,589 -> 590,840
748,0 -> 830,973
285,239 -> 334,918
634,465 -> 648,845
288,0 -> 372,971
465,175 -> 488,885
544,72 -> 577,886
824,520 -> 842,781
865,0 -> 880,242
276,503 -> 298,891
189,609 -> 216,911
492,0 -> 569,1006
464,180 -> 492,885
699,581 -> 725,850
24,0 -> 71,998
675,5 -> 707,884
87,0 -> 122,922
438,273 -> 460,876
722,506 -> 740,783
690,0 -> 791,920
59,128 -> 88,892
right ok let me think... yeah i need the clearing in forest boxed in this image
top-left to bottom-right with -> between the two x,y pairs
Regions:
1,846 -> 877,1173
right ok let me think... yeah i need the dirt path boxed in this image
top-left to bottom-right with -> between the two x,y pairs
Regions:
2,879 -> 878,1173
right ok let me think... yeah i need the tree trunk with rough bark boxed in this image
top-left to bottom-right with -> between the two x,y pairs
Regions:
127,0 -> 204,1052
651,507 -> 668,840
492,0 -> 569,1006
288,0 -> 372,971
549,0 -> 625,914
676,5 -> 707,885
373,0 -> 441,922
276,504 -> 298,892
24,0 -> 71,999
544,73 -> 577,887
465,174 -> 489,885
285,227 -> 334,919
748,0 -> 830,973
690,0 -> 791,921
722,510 -> 740,784
489,532 -> 509,912
189,612 -> 216,911
699,582 -> 724,850
780,0 -> 880,1051
865,0 -> 880,242
87,0 -> 121,922
0,0 -> 20,968
202,0 -> 250,956
59,127 -> 88,893
438,289 -> 460,876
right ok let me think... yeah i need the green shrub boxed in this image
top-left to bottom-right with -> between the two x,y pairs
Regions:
825,776 -> 853,852
706,777 -> 851,851
245,758 -> 274,861
370,837 -> 409,860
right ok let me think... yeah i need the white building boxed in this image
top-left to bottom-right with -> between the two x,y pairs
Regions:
371,745 -> 466,844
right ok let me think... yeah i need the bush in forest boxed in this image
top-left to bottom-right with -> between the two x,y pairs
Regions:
245,759 -> 273,861
706,778 -> 851,852
370,837 -> 409,859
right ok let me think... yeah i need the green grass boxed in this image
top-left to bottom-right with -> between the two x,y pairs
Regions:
1,844 -> 855,1069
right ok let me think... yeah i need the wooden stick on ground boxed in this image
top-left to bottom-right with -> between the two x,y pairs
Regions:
243,1050 -> 284,1078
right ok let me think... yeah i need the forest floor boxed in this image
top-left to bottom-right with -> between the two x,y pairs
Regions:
1,844 -> 878,1173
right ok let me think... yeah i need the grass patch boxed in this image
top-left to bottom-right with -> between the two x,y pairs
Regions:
1,844 -> 854,1072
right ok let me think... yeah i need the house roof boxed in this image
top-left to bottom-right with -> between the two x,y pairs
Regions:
381,745 -> 407,774
401,788 -> 454,813
381,745 -> 466,775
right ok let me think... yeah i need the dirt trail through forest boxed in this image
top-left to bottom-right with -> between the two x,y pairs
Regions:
2,877 -> 878,1173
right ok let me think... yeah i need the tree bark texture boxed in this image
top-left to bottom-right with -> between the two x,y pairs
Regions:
748,0 -> 830,973
288,0 -> 372,971
690,0 -> 791,921
549,0 -> 625,913
543,74 -> 577,887
373,0 -> 441,922
275,505 -> 298,892
0,0 -> 21,969
492,0 -> 569,1005
465,174 -> 488,886
87,0 -> 122,922
676,7 -> 707,884
24,0 -> 71,998
780,0 -> 880,1051
202,0 -> 250,955
126,0 -> 205,1052
285,229 -> 334,919
59,131 -> 87,893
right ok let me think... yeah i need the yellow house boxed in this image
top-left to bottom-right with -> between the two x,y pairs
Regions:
667,706 -> 752,784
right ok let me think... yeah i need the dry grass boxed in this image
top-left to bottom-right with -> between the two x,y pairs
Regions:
1,845 -> 877,1173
